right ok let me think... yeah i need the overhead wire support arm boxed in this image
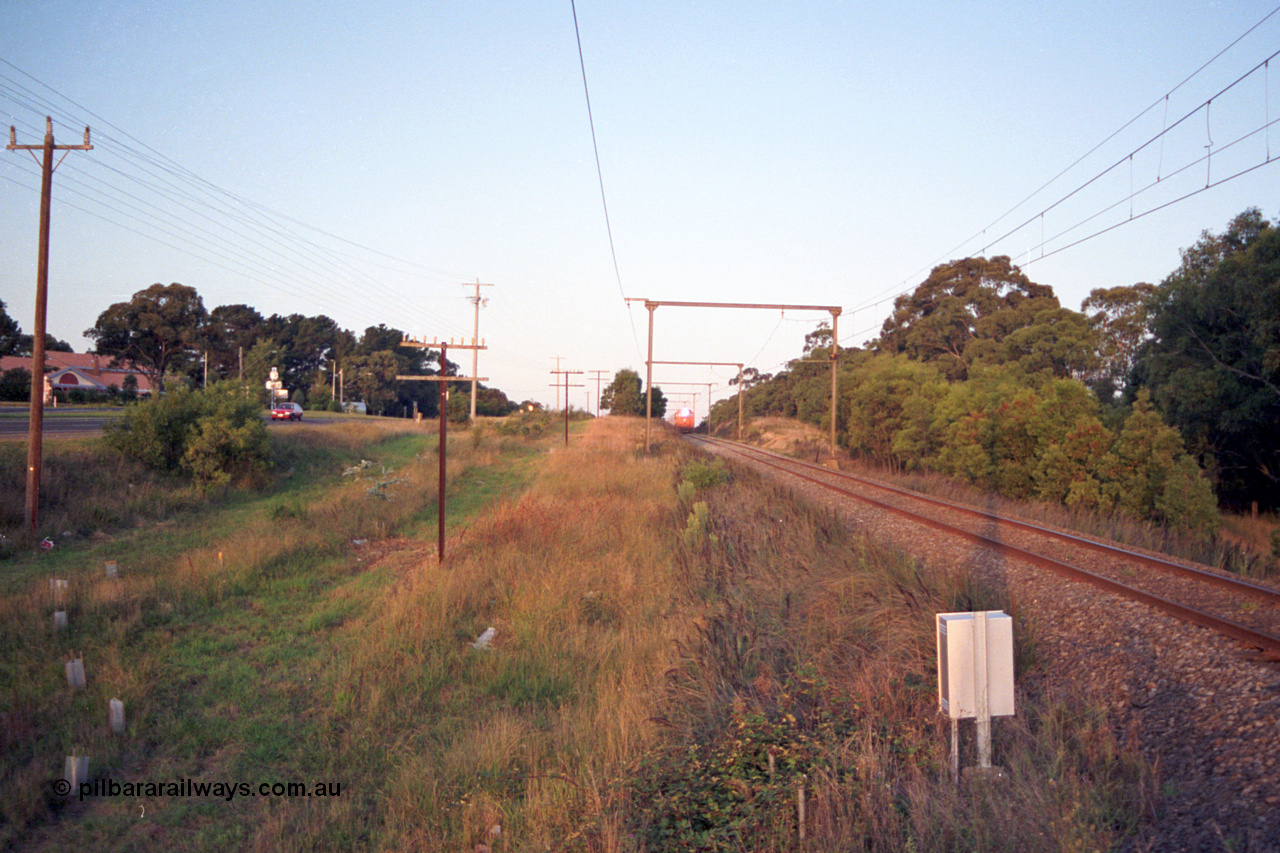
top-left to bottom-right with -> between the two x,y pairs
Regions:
648,360 -> 745,440
627,298 -> 841,454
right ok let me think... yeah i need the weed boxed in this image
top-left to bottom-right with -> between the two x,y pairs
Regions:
270,498 -> 308,521
682,501 -> 719,549
681,458 -> 730,491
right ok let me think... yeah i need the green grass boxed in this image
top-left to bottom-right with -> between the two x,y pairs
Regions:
0,418 -> 553,852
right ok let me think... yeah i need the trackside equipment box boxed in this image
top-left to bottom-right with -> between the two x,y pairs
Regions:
936,611 -> 1015,720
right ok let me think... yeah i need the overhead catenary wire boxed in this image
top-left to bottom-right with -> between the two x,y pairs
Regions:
568,0 -> 642,360
976,48 -> 1280,260
851,5 -> 1280,317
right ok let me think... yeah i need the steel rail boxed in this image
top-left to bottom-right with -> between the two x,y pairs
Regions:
699,437 -> 1280,605
693,436 -> 1280,656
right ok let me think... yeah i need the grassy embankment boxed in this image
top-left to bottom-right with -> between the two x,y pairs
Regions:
2,416 -> 1152,850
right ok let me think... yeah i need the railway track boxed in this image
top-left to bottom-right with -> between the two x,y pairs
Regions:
691,435 -> 1280,658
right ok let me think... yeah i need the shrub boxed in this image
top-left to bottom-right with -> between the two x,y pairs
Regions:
0,367 -> 30,401
105,382 -> 271,488
494,410 -> 552,438
682,501 -> 719,548
680,459 -> 729,491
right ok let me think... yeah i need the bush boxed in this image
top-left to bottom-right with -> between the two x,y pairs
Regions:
446,391 -> 471,425
494,410 -> 552,438
105,382 -> 272,489
680,459 -> 729,491
0,367 -> 30,401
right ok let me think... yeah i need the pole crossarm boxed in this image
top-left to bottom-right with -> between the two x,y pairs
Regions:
396,375 -> 488,382
462,281 -> 494,420
401,336 -> 486,351
7,119 -> 93,154
551,370 -> 585,445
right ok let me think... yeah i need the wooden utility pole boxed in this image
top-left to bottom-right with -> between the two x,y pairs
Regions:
588,370 -> 610,416
549,356 -> 565,410
626,299 -> 840,454
8,117 -> 92,533
462,279 -> 493,420
399,336 -> 487,562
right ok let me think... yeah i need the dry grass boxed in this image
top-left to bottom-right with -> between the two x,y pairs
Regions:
254,417 -> 1147,851
0,416 -> 1152,851
248,418 -> 689,850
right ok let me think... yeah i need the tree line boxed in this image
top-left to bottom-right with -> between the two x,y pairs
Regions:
712,207 -> 1279,526
1,284 -> 522,418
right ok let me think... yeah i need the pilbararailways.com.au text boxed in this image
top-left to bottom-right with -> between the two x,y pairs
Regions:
64,778 -> 342,801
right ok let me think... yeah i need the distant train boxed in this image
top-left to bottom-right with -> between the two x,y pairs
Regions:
674,408 -> 696,433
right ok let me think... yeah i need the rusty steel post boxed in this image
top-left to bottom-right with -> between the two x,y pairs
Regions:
438,343 -> 447,563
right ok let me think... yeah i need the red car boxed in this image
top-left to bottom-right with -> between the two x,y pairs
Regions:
271,403 -> 303,421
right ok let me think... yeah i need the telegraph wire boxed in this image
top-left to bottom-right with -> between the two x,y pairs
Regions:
1,58 -> 449,275
0,60 -> 472,337
0,122 -> 464,335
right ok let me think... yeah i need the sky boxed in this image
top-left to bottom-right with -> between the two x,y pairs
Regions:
2,1 -> 1279,413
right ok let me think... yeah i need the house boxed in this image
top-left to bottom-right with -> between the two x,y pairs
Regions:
0,352 -> 156,397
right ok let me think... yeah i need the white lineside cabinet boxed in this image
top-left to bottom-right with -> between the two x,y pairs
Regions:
936,611 -> 1015,720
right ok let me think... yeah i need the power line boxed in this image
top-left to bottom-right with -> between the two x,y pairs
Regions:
0,59 -> 473,338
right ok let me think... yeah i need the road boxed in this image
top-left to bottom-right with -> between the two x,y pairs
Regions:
0,406 -> 124,440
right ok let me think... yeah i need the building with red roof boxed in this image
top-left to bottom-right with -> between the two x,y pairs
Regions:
0,352 -> 156,397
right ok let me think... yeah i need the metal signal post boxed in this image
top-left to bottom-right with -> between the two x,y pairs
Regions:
399,336 -> 487,563
8,117 -> 93,533
551,370 -> 584,446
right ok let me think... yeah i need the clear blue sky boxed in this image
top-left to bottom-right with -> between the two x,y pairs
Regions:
2,1 -> 1278,411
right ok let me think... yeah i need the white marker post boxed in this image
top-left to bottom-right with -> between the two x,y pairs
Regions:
109,698 -> 125,734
